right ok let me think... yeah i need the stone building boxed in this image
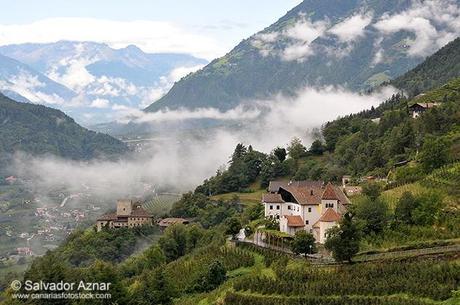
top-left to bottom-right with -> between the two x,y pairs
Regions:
96,199 -> 152,232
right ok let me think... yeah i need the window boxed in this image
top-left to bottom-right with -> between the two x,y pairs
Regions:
325,203 -> 334,208
324,233 -> 327,238
305,220 -> 309,225
270,205 -> 273,210
288,205 -> 291,210
308,207 -> 312,212
276,205 -> 280,210
276,215 -> 280,219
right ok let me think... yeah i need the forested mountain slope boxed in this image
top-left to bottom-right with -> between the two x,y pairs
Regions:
391,37 -> 460,96
0,94 -> 129,161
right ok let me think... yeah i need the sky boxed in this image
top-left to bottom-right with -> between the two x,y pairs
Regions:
0,0 -> 302,60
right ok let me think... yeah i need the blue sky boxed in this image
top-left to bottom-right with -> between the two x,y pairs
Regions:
0,0 -> 302,59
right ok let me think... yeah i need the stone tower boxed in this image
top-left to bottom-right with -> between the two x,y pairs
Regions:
117,199 -> 133,216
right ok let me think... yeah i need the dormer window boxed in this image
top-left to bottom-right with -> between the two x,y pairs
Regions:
310,190 -> 313,196
325,203 -> 334,208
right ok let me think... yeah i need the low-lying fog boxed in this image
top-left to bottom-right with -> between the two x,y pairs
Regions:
11,85 -> 396,201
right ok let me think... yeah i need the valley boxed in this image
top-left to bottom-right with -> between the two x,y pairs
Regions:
0,1 -> 459,304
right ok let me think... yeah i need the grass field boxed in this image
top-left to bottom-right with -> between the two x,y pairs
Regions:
211,189 -> 265,205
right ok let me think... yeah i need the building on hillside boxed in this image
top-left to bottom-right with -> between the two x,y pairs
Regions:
96,199 -> 152,232
262,180 -> 350,243
158,218 -> 189,230
17,247 -> 33,256
409,102 -> 438,118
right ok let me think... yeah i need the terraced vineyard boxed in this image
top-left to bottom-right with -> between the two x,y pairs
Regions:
143,193 -> 181,217
165,245 -> 255,292
422,162 -> 460,195
226,253 -> 460,305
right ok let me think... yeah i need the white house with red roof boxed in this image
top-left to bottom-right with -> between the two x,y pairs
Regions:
262,180 -> 350,243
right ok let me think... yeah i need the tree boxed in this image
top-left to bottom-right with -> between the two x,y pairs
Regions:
355,197 -> 389,234
273,147 -> 287,162
260,155 -> 289,187
325,213 -> 360,263
394,191 -> 419,224
419,136 -> 451,173
186,224 -> 205,250
362,183 -> 382,201
193,260 -> 227,292
158,224 -> 188,261
143,245 -> 166,269
225,216 -> 241,239
139,269 -> 174,305
412,191 -> 444,225
287,137 -> 306,161
290,231 -> 316,257
309,139 -> 325,155
231,143 -> 247,164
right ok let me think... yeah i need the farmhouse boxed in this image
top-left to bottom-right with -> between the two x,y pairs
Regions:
262,180 -> 350,243
409,102 -> 438,118
96,199 -> 152,232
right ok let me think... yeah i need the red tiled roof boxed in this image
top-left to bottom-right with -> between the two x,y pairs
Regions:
285,215 -> 304,227
334,186 -> 351,205
266,180 -> 350,207
97,213 -> 118,221
262,193 -> 285,203
322,183 -> 339,200
280,186 -> 323,205
318,208 -> 341,222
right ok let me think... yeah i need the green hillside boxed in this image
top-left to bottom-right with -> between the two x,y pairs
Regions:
146,0 -> 423,112
391,37 -> 460,96
0,94 -> 129,162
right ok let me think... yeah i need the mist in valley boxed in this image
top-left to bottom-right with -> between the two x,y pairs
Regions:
10,85 -> 396,209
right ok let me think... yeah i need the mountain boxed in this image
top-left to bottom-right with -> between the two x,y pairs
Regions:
146,0 -> 460,112
0,53 -> 77,104
391,37 -> 460,96
0,94 -> 129,162
0,41 -> 207,123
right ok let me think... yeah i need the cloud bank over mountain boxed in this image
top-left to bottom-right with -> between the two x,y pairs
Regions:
252,0 -> 460,62
0,41 -> 207,124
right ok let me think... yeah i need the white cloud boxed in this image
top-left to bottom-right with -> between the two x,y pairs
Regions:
374,0 -> 460,57
47,56 -> 95,91
169,65 -> 205,82
252,17 -> 328,61
329,13 -> 373,42
0,70 -> 68,105
0,18 -> 224,60
117,105 -> 261,124
138,64 -> 205,108
90,98 -> 110,108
